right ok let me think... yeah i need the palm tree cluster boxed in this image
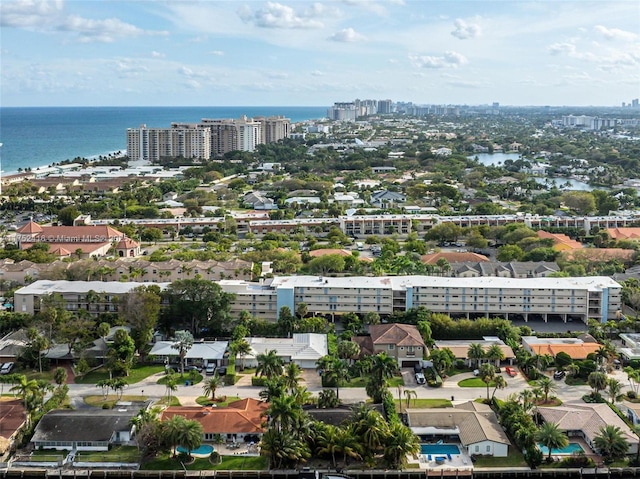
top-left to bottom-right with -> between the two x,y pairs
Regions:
495,396 -> 540,467
133,408 -> 204,461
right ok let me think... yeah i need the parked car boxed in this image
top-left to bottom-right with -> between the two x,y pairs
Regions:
413,363 -> 423,374
415,372 -> 426,385
205,364 -> 216,375
473,369 -> 480,376
184,365 -> 202,373
0,362 -> 14,375
553,370 -> 566,380
505,366 -> 517,377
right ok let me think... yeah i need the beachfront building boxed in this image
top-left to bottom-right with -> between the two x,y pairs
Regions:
126,123 -> 211,162
218,275 -> 621,324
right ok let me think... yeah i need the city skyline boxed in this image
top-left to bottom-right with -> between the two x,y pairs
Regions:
1,0 -> 638,107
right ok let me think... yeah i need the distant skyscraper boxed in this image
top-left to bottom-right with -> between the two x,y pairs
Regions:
327,102 -> 358,121
633,99 -> 639,109
378,100 -> 392,114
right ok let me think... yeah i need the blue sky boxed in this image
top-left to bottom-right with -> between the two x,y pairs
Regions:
1,0 -> 638,107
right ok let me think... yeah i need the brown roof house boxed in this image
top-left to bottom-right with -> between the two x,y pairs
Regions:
538,402 -> 639,456
353,323 -> 427,368
0,399 -> 26,455
161,398 -> 268,443
16,221 -> 127,258
408,401 -> 510,458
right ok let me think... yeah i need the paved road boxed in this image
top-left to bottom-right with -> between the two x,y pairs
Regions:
61,366 -> 611,407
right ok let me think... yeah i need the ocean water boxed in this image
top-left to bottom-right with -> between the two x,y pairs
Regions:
0,106 -> 327,174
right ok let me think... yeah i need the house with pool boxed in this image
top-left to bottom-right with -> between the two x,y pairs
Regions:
407,401 -> 511,458
538,402 -> 639,456
161,398 -> 268,444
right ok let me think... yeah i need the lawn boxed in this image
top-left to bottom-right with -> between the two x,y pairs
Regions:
76,446 -> 140,463
472,450 -> 527,467
458,378 -> 495,387
157,372 -> 203,386
25,370 -> 55,382
196,395 -> 242,407
142,453 -> 267,471
84,394 -> 147,408
343,376 -> 404,388
395,398 -> 452,411
74,364 -> 165,385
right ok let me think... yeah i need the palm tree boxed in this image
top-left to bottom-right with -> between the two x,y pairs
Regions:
231,338 -> 252,371
518,389 -> 536,415
588,371 -> 608,398
96,378 -> 111,400
171,330 -> 194,376
162,415 -> 184,457
352,405 -> 388,452
535,422 -> 568,462
266,394 -> 300,433
492,375 -> 508,399
479,363 -> 496,401
256,350 -> 284,380
336,425 -> 362,468
202,374 -> 222,401
535,376 -> 557,403
467,343 -> 485,368
164,372 -> 178,403
594,425 -> 629,462
259,378 -> 286,402
10,375 -> 40,425
324,358 -> 351,401
317,424 -> 341,468
283,362 -> 302,393
382,421 -> 420,469
485,344 -> 506,367
404,389 -> 418,408
260,429 -> 310,470
111,377 -> 128,400
175,418 -> 204,460
607,378 -> 624,404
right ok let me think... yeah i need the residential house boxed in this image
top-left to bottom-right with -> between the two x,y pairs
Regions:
30,408 -> 139,451
0,399 -> 26,455
16,221 -> 127,258
242,333 -> 328,369
538,402 -> 638,455
243,192 -> 278,210
521,335 -> 601,360
353,323 -> 427,368
449,261 -> 560,278
370,190 -> 407,208
149,340 -> 229,370
408,401 -> 510,457
161,398 -> 268,443
537,230 -> 583,252
421,252 -> 490,265
0,330 -> 28,363
433,337 -> 515,367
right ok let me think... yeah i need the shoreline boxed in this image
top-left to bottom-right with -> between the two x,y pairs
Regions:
2,150 -> 126,178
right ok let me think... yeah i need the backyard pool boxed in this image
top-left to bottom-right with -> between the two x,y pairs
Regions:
176,445 -> 214,457
420,444 -> 461,455
538,442 -> 584,455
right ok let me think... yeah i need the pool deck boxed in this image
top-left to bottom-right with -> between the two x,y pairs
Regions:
408,449 -> 473,473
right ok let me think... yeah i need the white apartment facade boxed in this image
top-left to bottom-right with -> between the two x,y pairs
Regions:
126,123 -> 211,162
219,275 -> 621,324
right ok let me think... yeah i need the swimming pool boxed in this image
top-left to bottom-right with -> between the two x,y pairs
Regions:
538,442 -> 584,455
176,444 -> 214,456
420,444 -> 461,455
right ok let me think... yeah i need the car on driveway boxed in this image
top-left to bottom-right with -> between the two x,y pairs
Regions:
415,371 -> 426,385
553,370 -> 566,380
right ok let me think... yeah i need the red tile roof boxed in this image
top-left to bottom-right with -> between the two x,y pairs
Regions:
0,399 -> 26,442
161,398 -> 268,434
421,252 -> 489,264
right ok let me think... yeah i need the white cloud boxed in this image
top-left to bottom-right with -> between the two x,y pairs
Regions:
548,42 -> 577,55
238,2 -> 323,29
311,70 -> 324,76
209,50 -> 224,56
150,51 -> 164,58
329,27 -> 366,42
0,0 -> 167,42
451,18 -> 481,40
594,25 -> 638,41
409,51 -> 468,69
